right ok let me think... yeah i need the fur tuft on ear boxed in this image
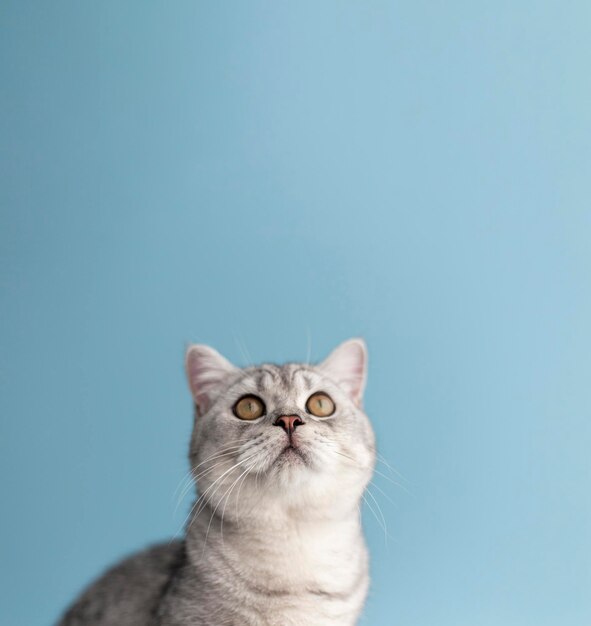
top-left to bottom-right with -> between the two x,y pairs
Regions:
185,344 -> 236,415
319,338 -> 367,407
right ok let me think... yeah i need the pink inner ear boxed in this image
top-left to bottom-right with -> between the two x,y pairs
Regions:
348,362 -> 366,402
185,345 -> 236,415
189,361 -> 209,415
320,339 -> 367,405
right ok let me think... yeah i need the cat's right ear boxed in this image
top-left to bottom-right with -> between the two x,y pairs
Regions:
185,344 -> 237,416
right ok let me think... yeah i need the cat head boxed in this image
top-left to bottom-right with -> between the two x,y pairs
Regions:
185,339 -> 375,522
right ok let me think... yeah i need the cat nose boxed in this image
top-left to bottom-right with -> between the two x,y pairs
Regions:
274,415 -> 304,435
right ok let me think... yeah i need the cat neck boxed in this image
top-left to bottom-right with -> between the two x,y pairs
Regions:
185,497 -> 364,567
179,497 -> 369,625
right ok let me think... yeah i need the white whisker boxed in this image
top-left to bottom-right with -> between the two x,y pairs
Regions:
364,485 -> 389,546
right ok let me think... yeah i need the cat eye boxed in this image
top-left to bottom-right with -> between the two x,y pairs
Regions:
305,392 -> 335,417
233,395 -> 266,420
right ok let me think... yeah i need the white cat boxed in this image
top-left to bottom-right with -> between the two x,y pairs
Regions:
59,339 -> 376,626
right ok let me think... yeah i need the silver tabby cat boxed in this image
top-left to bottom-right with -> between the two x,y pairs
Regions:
59,339 -> 376,626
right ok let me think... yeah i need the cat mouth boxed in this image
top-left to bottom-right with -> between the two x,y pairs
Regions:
275,444 -> 307,465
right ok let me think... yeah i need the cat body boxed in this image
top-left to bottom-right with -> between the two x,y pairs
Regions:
59,341 -> 375,626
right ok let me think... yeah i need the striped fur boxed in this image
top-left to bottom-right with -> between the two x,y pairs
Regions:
59,339 -> 375,626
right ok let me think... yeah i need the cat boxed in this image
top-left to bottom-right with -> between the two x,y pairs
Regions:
58,338 -> 376,626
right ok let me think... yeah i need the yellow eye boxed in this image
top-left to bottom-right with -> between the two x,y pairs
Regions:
306,392 -> 335,417
233,395 -> 266,420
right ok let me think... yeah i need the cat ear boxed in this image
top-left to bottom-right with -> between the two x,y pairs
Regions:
185,344 -> 237,415
319,338 -> 367,407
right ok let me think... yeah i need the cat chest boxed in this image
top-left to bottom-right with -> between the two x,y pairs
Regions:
237,568 -> 369,626
237,534 -> 365,589
212,542 -> 368,623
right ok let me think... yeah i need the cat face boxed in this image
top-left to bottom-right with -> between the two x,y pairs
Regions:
185,339 -> 375,521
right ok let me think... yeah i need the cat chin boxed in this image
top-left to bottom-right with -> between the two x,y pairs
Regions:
274,444 -> 309,466
266,459 -> 361,501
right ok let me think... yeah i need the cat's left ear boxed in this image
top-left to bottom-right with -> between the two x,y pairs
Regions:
319,338 -> 367,407
185,344 -> 237,416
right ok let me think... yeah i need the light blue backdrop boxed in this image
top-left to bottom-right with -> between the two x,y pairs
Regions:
1,1 -> 590,625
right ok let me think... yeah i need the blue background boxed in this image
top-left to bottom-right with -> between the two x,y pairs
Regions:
1,2 -> 590,624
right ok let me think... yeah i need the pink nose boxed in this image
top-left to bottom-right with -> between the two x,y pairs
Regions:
274,415 -> 303,435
